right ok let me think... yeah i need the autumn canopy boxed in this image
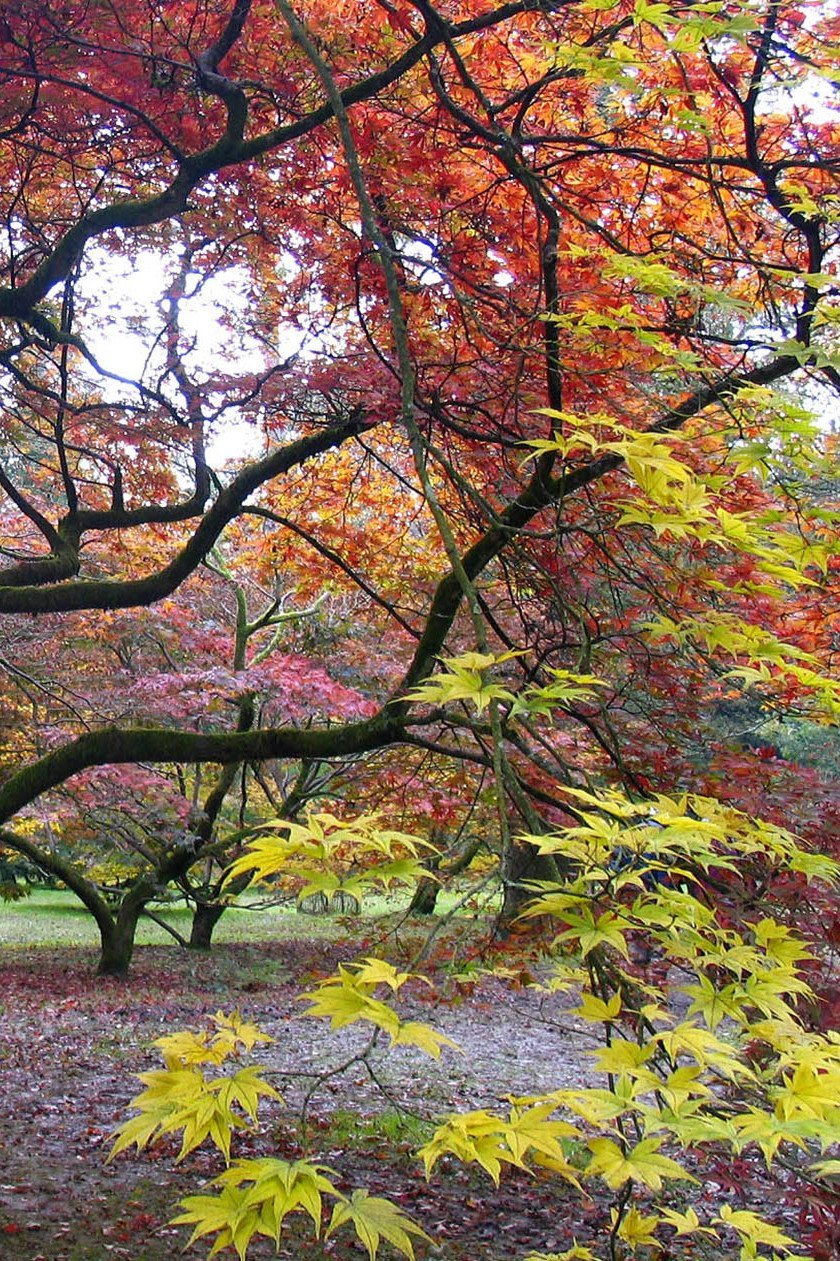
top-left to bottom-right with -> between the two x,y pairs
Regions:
1,0 -> 840,1257
0,0 -> 837,965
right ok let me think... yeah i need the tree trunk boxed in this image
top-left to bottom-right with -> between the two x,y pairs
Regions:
188,901 -> 227,950
96,909 -> 141,976
409,874 -> 440,915
409,835 -> 482,916
96,877 -> 156,976
496,840 -> 561,931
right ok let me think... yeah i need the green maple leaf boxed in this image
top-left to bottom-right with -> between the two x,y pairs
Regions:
555,908 -> 630,959
328,1190 -> 431,1261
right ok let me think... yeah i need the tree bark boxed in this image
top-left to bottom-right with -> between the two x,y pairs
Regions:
188,901 -> 227,950
95,875 -> 159,976
496,840 -> 560,930
409,835 -> 482,916
96,913 -> 141,977
409,874 -> 440,915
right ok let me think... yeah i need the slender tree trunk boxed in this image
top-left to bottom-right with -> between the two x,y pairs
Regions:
409,835 -> 483,915
188,901 -> 227,950
496,840 -> 560,930
0,826 -> 135,975
186,693 -> 256,951
409,874 -> 440,915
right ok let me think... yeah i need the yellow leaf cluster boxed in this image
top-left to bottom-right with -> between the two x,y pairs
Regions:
301,958 -> 459,1059
402,649 -> 524,714
224,809 -> 429,901
419,1101 -> 581,1187
113,1014 -> 431,1261
426,785 -> 840,1256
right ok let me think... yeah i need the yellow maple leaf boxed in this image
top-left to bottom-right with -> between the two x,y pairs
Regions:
717,1205 -> 798,1251
614,1205 -> 661,1246
659,1205 -> 718,1237
586,1137 -> 695,1191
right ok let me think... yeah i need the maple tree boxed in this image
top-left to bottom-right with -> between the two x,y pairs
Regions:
0,550 -> 383,970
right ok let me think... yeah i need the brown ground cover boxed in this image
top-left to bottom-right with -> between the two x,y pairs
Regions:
0,936 -> 611,1261
1,931 -> 814,1261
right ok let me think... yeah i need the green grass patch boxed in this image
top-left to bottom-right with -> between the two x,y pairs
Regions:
0,888 -> 339,948
313,1106 -> 436,1153
0,885 -> 497,950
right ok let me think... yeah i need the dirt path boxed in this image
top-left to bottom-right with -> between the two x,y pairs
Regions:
0,939 -> 604,1261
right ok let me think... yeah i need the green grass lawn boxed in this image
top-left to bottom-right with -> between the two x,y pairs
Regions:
0,885 -> 495,949
0,888 -> 350,948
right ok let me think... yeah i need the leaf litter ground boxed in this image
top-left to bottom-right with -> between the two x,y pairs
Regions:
0,932 -> 786,1260
0,930 -> 613,1260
